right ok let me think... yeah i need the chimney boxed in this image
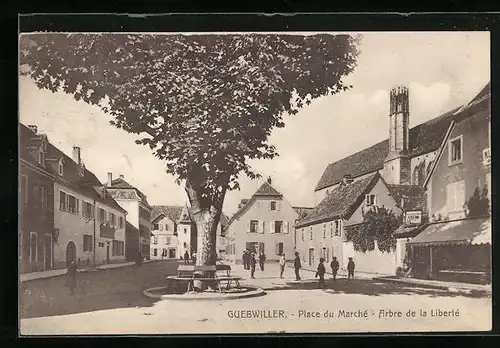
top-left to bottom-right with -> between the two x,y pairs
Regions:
119,174 -> 124,179
342,174 -> 353,185
107,172 -> 112,187
27,125 -> 38,134
72,146 -> 81,165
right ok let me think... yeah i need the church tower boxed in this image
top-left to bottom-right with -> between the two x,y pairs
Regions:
383,86 -> 411,185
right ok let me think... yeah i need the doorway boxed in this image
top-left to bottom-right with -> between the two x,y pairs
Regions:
65,241 -> 76,266
44,234 -> 52,270
169,248 -> 176,259
106,244 -> 110,264
308,248 -> 315,266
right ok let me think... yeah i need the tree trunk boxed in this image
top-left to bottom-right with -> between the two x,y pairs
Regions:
184,173 -> 227,291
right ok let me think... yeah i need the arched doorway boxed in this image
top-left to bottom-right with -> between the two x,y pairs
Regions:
66,241 -> 77,266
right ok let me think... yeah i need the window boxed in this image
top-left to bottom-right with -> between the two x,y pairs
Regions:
83,202 -> 94,219
119,216 -> 124,229
329,222 -> 333,237
448,135 -> 463,165
153,236 -> 158,244
275,221 -> 283,234
99,208 -> 106,222
184,228 -> 187,234
322,247 -> 329,262
153,249 -> 158,257
334,220 -> 341,237
275,242 -> 284,255
108,212 -> 116,227
20,175 -> 28,203
270,201 -> 276,210
38,150 -> 45,166
301,228 -> 304,241
159,224 -> 163,231
98,242 -> 104,247
446,181 -> 466,213
59,191 -> 67,211
250,220 -> 259,233
164,224 -> 169,231
309,227 -> 313,240
68,195 -> 79,214
30,232 -> 37,263
58,160 -> 64,176
39,186 -> 47,210
153,223 -> 159,230
112,240 -> 125,256
308,248 -> 314,266
365,194 -> 376,206
323,224 -> 326,238
83,234 -> 93,252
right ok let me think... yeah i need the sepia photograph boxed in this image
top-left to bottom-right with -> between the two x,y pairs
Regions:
18,29 -> 491,335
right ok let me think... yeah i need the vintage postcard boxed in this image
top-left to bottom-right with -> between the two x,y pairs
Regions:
18,30 -> 491,335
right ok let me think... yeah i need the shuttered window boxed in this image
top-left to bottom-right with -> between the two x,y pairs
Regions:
446,181 -> 465,212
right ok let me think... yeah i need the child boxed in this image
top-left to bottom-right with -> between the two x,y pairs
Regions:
67,260 -> 78,295
347,257 -> 355,280
315,257 -> 326,288
330,257 -> 339,281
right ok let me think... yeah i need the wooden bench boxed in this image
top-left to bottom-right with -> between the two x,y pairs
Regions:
168,264 -> 240,293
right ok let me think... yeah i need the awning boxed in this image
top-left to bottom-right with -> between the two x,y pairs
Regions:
394,224 -> 426,238
407,217 -> 491,247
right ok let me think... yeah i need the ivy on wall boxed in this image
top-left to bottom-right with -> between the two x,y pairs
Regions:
465,185 -> 490,218
345,207 -> 402,253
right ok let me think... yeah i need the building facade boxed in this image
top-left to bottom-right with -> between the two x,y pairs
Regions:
20,123 -> 128,272
224,179 -> 300,263
406,82 -> 491,284
106,174 -> 153,261
150,205 -> 229,260
19,124 -> 57,273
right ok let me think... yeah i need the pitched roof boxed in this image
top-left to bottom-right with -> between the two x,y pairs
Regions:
19,124 -> 57,177
20,123 -> 126,214
151,205 -> 184,223
107,177 -> 151,207
297,173 -> 380,228
253,181 -> 283,197
386,184 -> 426,211
293,206 -> 314,220
315,106 -> 462,191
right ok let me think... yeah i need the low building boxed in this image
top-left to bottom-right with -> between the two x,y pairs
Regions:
224,178 -> 299,263
106,174 -> 152,261
406,82 -> 491,284
150,205 -> 229,260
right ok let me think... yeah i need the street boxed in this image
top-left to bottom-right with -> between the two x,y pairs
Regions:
20,260 -> 492,334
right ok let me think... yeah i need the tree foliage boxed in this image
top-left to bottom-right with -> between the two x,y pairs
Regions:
465,185 -> 490,218
345,207 -> 402,253
20,33 -> 360,209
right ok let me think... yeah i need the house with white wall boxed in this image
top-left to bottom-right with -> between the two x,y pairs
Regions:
49,144 -> 127,268
223,178 -> 300,263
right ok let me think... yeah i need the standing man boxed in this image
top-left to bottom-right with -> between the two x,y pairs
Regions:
293,252 -> 301,280
330,256 -> 339,281
315,257 -> 326,289
184,250 -> 190,264
279,253 -> 286,279
191,251 -> 197,264
249,252 -> 256,279
347,257 -> 355,280
259,251 -> 266,271
242,250 -> 248,270
67,260 -> 78,295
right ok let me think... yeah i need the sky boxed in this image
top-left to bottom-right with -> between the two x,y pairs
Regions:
19,31 -> 490,216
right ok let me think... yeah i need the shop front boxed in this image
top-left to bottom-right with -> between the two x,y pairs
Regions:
406,217 -> 491,284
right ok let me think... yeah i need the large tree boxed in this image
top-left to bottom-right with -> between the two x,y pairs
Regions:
20,33 -> 360,269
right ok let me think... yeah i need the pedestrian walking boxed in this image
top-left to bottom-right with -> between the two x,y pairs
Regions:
293,251 -> 301,280
191,251 -> 197,264
67,260 -> 78,295
347,257 -> 355,280
249,252 -> 256,279
242,250 -> 249,270
330,256 -> 339,281
279,253 -> 286,278
184,250 -> 190,264
259,251 -> 266,271
315,257 -> 326,289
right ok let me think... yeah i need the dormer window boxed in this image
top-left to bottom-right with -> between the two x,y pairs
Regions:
58,158 -> 64,176
38,150 -> 45,167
